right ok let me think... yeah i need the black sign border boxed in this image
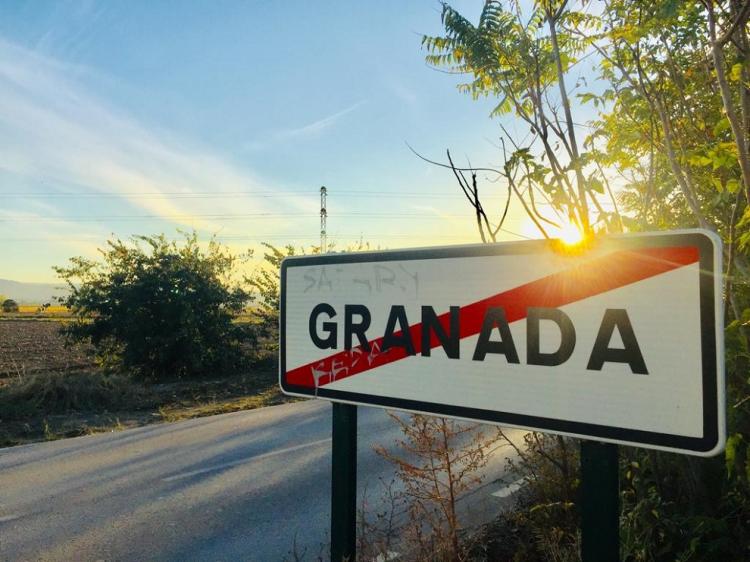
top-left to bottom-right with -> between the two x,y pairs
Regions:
280,231 -> 722,455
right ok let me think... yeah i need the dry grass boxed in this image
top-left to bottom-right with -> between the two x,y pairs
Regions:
0,367 -> 287,447
0,371 -> 150,420
15,304 -> 70,315
0,319 -> 288,447
0,411 -> 159,446
1,305 -> 73,321
158,387 -> 289,422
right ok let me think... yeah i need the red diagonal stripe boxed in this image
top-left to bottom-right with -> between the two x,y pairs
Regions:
285,246 -> 699,389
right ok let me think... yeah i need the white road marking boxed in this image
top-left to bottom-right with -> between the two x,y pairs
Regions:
0,514 -> 21,523
491,477 -> 524,498
163,438 -> 332,482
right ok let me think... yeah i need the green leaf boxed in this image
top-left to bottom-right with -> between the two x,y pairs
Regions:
577,92 -> 597,105
738,230 -> 750,251
730,63 -> 744,82
725,433 -> 743,476
726,178 -> 740,193
713,117 -> 731,136
688,153 -> 712,167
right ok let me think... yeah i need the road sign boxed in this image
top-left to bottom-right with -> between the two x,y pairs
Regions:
280,230 -> 725,456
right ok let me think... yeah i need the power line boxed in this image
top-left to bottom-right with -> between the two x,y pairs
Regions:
0,225 -> 533,242
0,232 -> 529,243
0,212 -> 529,222
0,189 -> 514,200
0,190 -> 617,211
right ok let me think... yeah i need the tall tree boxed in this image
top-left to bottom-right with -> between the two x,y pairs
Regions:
423,0 -> 622,238
424,1 -> 750,559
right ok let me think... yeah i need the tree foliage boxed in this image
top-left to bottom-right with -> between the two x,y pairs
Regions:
422,0 -> 618,238
248,243 -> 298,355
247,240 -> 371,356
1,299 -> 19,313
424,1 -> 750,559
55,233 -> 253,382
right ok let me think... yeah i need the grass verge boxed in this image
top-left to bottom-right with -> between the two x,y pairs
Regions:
0,367 -> 291,448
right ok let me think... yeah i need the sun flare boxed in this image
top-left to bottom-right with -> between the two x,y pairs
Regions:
557,223 -> 585,246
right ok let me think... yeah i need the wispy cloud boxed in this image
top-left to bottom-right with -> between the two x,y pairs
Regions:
0,208 -> 103,257
0,38 -> 316,233
33,0 -> 108,62
277,100 -> 366,139
244,100 -> 366,151
387,81 -> 417,105
0,37 -> 327,280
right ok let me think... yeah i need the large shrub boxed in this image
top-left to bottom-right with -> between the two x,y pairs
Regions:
55,233 -> 253,381
2,299 -> 19,313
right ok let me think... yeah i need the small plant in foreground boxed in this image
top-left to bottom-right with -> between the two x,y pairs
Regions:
367,413 -> 505,562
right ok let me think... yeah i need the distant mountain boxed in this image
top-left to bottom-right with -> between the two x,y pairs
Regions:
0,279 -> 69,305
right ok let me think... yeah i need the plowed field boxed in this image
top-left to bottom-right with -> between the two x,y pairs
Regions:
0,321 -> 94,378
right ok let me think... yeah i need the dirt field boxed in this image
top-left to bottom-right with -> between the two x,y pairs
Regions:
0,320 -> 94,378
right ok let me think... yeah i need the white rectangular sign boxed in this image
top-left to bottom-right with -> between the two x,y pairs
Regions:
280,230 -> 725,456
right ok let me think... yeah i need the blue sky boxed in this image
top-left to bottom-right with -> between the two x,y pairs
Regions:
0,0 -> 578,283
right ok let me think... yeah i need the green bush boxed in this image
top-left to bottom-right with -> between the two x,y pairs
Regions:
248,242 -> 296,356
620,449 -> 749,562
2,299 -> 19,313
55,232 -> 254,381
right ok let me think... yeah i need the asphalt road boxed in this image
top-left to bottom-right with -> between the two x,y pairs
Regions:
0,401 -> 523,561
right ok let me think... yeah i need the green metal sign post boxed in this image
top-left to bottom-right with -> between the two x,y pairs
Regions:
331,403 -> 357,562
580,441 -> 620,562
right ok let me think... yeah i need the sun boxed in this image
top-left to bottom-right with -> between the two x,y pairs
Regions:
520,217 -> 589,249
557,222 -> 585,246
